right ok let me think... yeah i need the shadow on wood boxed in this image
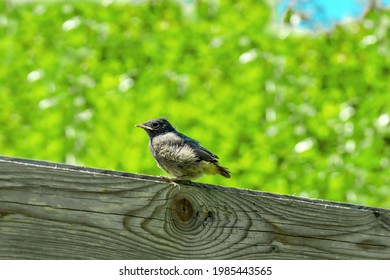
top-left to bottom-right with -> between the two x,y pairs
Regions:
0,156 -> 389,259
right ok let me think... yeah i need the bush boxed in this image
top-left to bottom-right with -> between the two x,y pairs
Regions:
0,1 -> 389,208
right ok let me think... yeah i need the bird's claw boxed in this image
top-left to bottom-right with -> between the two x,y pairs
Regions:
158,176 -> 191,189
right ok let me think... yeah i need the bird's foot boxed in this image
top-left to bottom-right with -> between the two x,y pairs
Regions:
158,176 -> 191,188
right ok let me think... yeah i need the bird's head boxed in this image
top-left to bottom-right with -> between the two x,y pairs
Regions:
136,118 -> 176,138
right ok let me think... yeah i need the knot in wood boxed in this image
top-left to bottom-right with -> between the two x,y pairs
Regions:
173,197 -> 194,223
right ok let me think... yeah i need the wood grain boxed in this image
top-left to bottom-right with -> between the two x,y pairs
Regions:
0,156 -> 389,259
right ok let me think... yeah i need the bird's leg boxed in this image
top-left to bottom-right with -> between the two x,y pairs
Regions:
158,176 -> 180,188
158,176 -> 191,188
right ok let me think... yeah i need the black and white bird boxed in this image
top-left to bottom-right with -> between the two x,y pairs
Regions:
136,118 -> 230,181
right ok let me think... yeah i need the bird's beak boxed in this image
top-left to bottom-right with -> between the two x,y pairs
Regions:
135,124 -> 153,131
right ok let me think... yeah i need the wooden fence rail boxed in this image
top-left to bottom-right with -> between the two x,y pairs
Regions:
0,155 -> 389,259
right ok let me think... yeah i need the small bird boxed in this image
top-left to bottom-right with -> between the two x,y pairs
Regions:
136,118 -> 230,182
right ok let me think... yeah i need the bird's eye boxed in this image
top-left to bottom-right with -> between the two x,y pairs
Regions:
151,122 -> 160,129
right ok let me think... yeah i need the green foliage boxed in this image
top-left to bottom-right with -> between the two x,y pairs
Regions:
0,1 -> 389,208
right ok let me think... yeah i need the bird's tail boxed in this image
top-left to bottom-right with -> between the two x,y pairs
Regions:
203,161 -> 231,178
215,163 -> 231,178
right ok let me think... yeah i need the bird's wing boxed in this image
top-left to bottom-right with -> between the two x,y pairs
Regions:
179,133 -> 219,162
193,146 -> 219,162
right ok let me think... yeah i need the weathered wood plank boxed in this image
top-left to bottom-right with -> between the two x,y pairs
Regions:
0,155 -> 389,259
